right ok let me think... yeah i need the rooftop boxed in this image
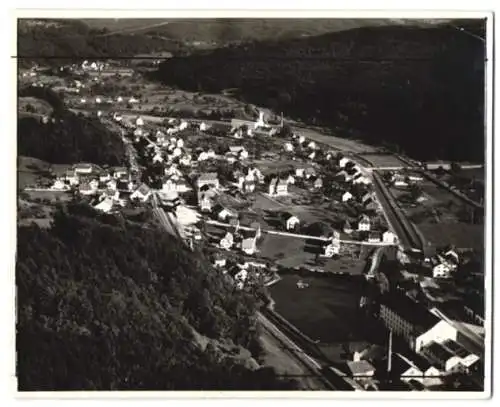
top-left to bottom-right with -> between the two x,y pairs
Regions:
380,292 -> 441,334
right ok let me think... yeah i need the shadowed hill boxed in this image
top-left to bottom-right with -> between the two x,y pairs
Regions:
156,20 -> 486,162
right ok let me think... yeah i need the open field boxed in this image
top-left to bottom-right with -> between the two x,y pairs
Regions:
259,233 -> 368,273
290,125 -> 378,153
384,173 -> 484,250
418,223 -> 484,251
357,153 -> 408,168
269,274 -> 365,344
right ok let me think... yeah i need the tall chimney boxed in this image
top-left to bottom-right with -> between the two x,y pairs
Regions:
387,329 -> 393,374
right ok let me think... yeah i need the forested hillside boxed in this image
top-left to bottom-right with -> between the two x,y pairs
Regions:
17,19 -> 185,65
156,21 -> 486,162
18,108 -> 126,166
16,203 -> 296,390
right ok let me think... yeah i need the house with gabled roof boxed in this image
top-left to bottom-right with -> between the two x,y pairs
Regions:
94,197 -> 114,213
130,183 -> 152,202
74,163 -> 94,174
282,212 -> 300,231
197,172 -> 219,190
342,191 -> 354,202
313,176 -> 323,190
358,214 -> 371,231
383,230 -> 398,244
241,236 -> 257,255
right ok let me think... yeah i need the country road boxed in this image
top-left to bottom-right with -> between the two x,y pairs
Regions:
205,219 -> 397,247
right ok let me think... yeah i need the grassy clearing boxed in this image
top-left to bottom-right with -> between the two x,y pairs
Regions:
269,273 -> 365,344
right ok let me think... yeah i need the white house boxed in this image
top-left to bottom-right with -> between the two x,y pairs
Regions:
358,215 -> 371,231
353,175 -> 371,185
339,157 -> 351,168
94,197 -> 114,213
74,163 -> 93,175
51,178 -> 67,191
217,207 -> 236,222
322,241 -> 341,257
131,183 -> 152,202
220,232 -> 234,250
95,97 -> 102,104
179,121 -> 188,131
307,141 -> 317,150
153,152 -> 164,163
297,135 -> 306,145
128,97 -> 140,104
284,214 -> 300,231
432,263 -> 454,279
135,116 -> 144,127
286,174 -> 295,185
197,151 -> 209,162
342,191 -> 354,202
295,168 -> 305,178
199,194 -> 213,212
284,142 -> 294,152
414,320 -> 458,353
199,122 -> 209,131
308,151 -> 316,160
112,167 -> 128,179
241,237 -> 257,255
173,148 -> 182,158
382,230 -> 398,244
176,139 -> 184,149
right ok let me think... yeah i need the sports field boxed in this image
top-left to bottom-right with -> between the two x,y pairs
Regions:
269,274 -> 365,344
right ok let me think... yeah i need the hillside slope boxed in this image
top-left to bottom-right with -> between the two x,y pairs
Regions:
16,203 -> 296,390
156,21 -> 486,162
17,19 -> 185,64
81,18 -> 449,43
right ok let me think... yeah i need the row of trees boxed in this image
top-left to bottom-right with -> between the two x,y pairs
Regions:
156,21 -> 485,162
16,203 -> 298,390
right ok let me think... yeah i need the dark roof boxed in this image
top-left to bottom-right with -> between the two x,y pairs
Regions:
441,339 -> 470,358
380,293 -> 440,334
421,341 -> 456,364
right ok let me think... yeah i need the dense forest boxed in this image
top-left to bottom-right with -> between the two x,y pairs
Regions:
18,107 -> 126,166
17,19 -> 186,66
156,20 -> 486,162
16,203 -> 296,390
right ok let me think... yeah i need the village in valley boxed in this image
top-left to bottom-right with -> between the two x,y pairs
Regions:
17,55 -> 486,392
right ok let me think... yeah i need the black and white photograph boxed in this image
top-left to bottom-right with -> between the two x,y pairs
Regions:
11,8 -> 493,398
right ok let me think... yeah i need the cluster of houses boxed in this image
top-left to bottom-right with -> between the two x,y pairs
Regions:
230,111 -> 279,138
390,171 -> 424,189
217,220 -> 262,257
427,247 -> 461,279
